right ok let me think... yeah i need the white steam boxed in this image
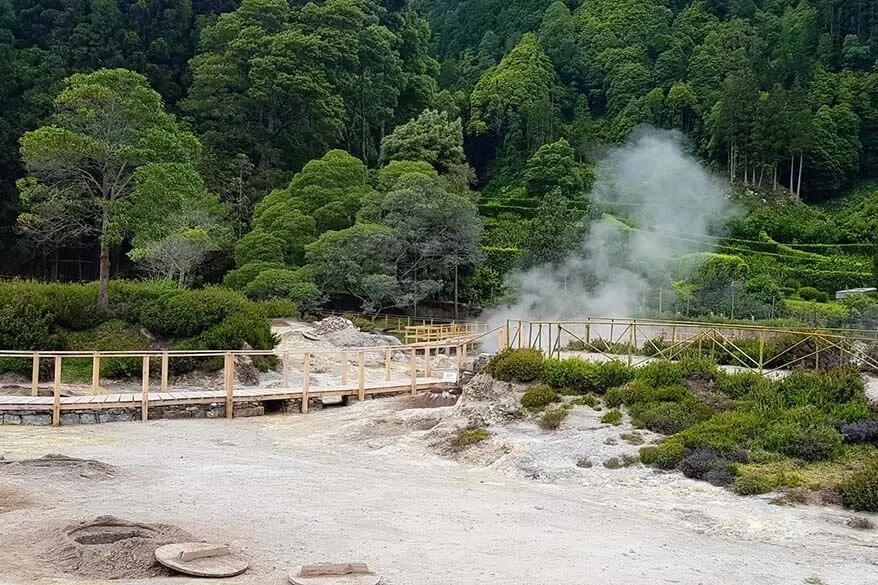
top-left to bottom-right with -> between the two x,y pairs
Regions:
487,128 -> 734,331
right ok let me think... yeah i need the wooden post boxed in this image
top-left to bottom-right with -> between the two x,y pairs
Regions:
548,324 -> 552,357
425,346 -> 432,377
505,319 -> 510,349
52,356 -> 62,426
610,319 -> 615,344
301,352 -> 310,414
585,321 -> 591,346
141,356 -> 150,422
358,351 -> 365,401
91,353 -> 100,394
758,333 -> 764,373
672,325 -> 677,344
456,344 -> 464,378
160,351 -> 169,392
385,347 -> 392,381
814,335 -> 820,370
628,322 -> 635,366
341,350 -> 349,385
409,347 -> 417,394
224,352 -> 234,419
31,353 -> 39,397
632,319 -> 637,352
528,322 -> 533,348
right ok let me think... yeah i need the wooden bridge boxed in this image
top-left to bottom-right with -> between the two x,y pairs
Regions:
0,331 -> 498,426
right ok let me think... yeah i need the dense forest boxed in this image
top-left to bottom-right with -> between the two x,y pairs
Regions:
0,0 -> 876,325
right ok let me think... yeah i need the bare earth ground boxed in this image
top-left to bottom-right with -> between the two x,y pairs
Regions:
1,390 -> 877,585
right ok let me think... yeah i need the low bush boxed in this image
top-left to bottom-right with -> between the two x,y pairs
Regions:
838,459 -> 878,512
521,386 -> 557,411
798,286 -> 821,301
714,370 -> 766,399
758,408 -> 845,462
63,320 -> 150,379
776,367 -> 866,411
453,427 -> 490,449
576,458 -> 593,468
539,407 -> 569,430
571,394 -> 600,407
678,411 -> 766,453
628,400 -> 714,435
605,381 -> 690,408
635,360 -> 683,387
829,402 -> 872,424
223,261 -> 287,291
253,299 -> 299,319
593,360 -> 635,391
543,357 -> 595,392
0,300 -> 61,351
620,432 -> 644,445
733,474 -> 777,495
601,408 -> 623,425
680,448 -> 746,487
841,421 -> 878,445
486,348 -> 545,382
639,437 -> 685,469
137,286 -> 246,338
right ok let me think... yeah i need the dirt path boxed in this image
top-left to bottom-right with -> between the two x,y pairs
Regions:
0,399 -> 876,585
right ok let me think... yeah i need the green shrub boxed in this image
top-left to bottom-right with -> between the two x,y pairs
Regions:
798,286 -> 820,301
601,408 -> 622,425
223,261 -> 287,291
815,292 -> 829,303
635,360 -> 683,387
486,348 -> 545,382
715,370 -> 766,399
0,300 -> 61,350
605,381 -> 690,408
253,299 -> 299,319
678,411 -> 766,453
539,407 -> 569,430
521,385 -> 556,411
628,400 -> 714,435
576,458 -> 593,468
829,402 -> 872,424
63,320 -> 150,379
137,287 -> 246,338
758,408 -> 844,462
0,281 -> 103,331
839,458 -> 878,512
593,360 -> 635,391
454,427 -> 490,448
733,474 -> 776,495
620,432 -> 644,445
680,448 -> 745,487
572,394 -> 599,407
776,367 -> 866,411
639,437 -> 685,469
543,357 -> 594,391
243,268 -> 303,300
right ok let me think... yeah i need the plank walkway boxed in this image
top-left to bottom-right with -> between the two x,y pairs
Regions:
0,376 -> 454,413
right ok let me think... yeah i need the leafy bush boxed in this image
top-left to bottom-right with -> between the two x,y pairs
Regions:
628,399 -> 714,434
137,287 -> 247,338
234,229 -> 285,266
798,286 -> 821,301
732,474 -> 776,495
253,299 -> 299,319
600,409 -> 622,425
486,348 -> 544,382
680,448 -> 746,487
815,292 -> 829,303
539,407 -> 569,430
635,360 -> 683,387
829,402 -> 872,424
776,367 -> 866,411
839,459 -> 878,512
543,357 -> 594,392
758,408 -> 844,462
603,455 -> 639,469
244,268 -> 305,300
841,421 -> 878,445
678,411 -> 766,453
639,437 -> 685,469
521,385 -> 556,411
620,432 -> 644,445
0,281 -> 102,331
714,370 -> 766,399
63,320 -> 150,378
605,381 -> 690,408
593,360 -> 635,391
0,300 -> 60,350
453,427 -> 490,449
572,393 -> 599,407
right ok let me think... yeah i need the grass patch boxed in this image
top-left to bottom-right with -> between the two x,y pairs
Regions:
620,432 -> 644,445
603,455 -> 639,469
576,458 -> 593,468
601,409 -> 623,425
538,407 -> 569,430
453,427 -> 490,449
571,393 -> 600,408
521,386 -> 557,411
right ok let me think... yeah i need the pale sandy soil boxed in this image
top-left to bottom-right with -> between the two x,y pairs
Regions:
1,394 -> 876,585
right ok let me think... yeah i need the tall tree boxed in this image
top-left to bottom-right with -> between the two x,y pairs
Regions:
17,68 -> 200,306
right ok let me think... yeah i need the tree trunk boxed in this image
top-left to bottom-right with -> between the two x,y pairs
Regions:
790,156 -> 795,193
773,165 -> 777,190
98,243 -> 110,309
453,263 -> 459,321
796,153 -> 804,197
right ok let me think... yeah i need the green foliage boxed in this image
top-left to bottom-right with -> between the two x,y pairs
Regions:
137,287 -> 247,338
605,381 -> 691,408
600,409 -> 622,425
486,348 -> 545,383
628,400 -> 715,435
224,262 -> 288,291
538,406 -> 569,430
759,412 -> 845,462
639,437 -> 685,469
798,286 -> 821,301
732,474 -> 777,496
714,370 -> 766,399
63,320 -> 149,379
520,385 -> 557,411
635,360 -> 684,388
380,109 -> 466,174
839,458 -> 878,512
234,231 -> 286,267
454,427 -> 490,448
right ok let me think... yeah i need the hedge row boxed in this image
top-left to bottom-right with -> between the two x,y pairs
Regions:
0,281 -> 296,378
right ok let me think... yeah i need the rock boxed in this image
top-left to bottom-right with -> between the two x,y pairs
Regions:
3,414 -> 21,425
79,413 -> 97,424
21,414 -> 51,425
234,352 -> 260,387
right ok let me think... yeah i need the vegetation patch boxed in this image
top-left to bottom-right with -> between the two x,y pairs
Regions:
452,427 -> 490,450
486,348 -> 545,383
520,386 -> 557,411
600,409 -> 622,426
538,407 -> 570,430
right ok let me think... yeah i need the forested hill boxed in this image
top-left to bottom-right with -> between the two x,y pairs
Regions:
0,0 -> 875,322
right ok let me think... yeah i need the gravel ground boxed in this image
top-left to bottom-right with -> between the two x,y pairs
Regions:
0,395 -> 876,585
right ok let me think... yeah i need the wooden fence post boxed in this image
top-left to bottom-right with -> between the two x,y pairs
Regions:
52,356 -> 62,426
301,352 -> 310,413
341,350 -> 348,385
410,347 -> 417,394
141,356 -> 150,422
91,353 -> 101,394
384,347 -> 392,381
161,351 -> 169,392
425,346 -> 432,378
31,353 -> 39,397
224,352 -> 234,419
358,351 -> 365,401
758,333 -> 764,373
